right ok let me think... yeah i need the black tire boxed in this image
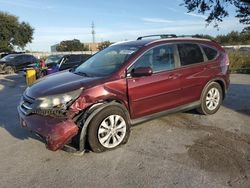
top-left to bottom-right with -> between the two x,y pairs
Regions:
0,64 -> 5,71
87,106 -> 130,153
4,66 -> 15,74
197,82 -> 223,115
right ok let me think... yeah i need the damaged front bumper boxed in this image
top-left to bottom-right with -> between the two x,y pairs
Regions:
18,106 -> 79,151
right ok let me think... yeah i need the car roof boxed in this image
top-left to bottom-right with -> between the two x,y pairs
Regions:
112,39 -> 155,47
3,54 -> 23,58
7,53 -> 34,57
112,37 -> 212,47
49,54 -> 65,57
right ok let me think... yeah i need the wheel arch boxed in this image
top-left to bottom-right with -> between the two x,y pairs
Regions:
214,79 -> 226,100
76,100 -> 131,152
202,78 -> 226,100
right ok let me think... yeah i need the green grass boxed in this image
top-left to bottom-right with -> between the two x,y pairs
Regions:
228,51 -> 250,74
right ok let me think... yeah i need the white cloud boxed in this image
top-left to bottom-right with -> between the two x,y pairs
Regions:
185,13 -> 207,19
142,17 -> 173,23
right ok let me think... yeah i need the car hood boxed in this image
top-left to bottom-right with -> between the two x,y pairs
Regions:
26,71 -> 105,98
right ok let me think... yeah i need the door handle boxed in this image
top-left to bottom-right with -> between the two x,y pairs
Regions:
167,74 -> 180,80
167,75 -> 174,79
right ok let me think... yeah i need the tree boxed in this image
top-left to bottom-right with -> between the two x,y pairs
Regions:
191,30 -> 250,45
192,34 -> 215,40
181,0 -> 250,29
56,39 -> 89,52
216,30 -> 250,44
0,11 -> 34,52
98,41 -> 112,51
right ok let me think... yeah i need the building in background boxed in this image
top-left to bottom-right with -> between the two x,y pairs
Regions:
85,42 -> 100,51
51,44 -> 59,52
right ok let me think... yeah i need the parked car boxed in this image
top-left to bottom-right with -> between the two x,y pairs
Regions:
43,54 -> 92,71
0,54 -> 38,73
18,34 -> 230,153
224,47 -> 236,53
0,52 -> 25,59
25,54 -> 92,78
238,47 -> 250,53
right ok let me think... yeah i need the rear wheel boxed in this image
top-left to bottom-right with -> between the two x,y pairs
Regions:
87,106 -> 130,153
197,82 -> 222,115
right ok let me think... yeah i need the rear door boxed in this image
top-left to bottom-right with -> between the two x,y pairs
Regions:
127,44 -> 182,119
176,43 -> 211,104
19,55 -> 33,69
13,56 -> 25,70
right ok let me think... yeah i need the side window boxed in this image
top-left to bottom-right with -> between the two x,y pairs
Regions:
133,50 -> 153,69
15,56 -> 24,63
132,44 -> 175,72
67,55 -> 81,63
26,55 -> 33,62
202,45 -> 218,60
178,43 -> 204,66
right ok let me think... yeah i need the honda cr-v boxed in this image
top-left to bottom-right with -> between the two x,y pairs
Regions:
18,35 -> 230,153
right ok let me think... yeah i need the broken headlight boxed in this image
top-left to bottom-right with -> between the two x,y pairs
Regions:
36,89 -> 82,110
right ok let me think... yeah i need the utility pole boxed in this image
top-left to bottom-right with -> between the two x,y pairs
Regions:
91,21 -> 95,52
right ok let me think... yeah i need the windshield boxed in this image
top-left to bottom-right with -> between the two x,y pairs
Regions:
0,54 -> 17,62
74,45 -> 139,76
45,55 -> 63,65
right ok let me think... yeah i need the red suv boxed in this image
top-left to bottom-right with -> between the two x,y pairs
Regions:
18,35 -> 230,153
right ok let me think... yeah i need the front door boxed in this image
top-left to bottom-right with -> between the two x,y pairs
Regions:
127,44 -> 182,119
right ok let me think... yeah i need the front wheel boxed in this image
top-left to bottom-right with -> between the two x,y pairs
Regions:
87,106 -> 130,153
197,82 -> 223,115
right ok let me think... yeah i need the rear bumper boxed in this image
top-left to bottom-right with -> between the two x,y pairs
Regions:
18,106 -> 79,151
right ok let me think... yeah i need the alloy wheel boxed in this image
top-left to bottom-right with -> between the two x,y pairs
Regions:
98,115 -> 127,148
206,87 -> 220,111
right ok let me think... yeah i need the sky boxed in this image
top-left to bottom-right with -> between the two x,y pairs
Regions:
0,0 -> 244,52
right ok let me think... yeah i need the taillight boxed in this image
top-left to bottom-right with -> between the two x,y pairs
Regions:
222,53 -> 229,66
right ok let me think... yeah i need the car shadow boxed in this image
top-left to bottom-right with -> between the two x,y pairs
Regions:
223,83 -> 250,117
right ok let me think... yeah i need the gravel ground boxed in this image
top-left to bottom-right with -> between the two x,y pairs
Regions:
0,73 -> 250,188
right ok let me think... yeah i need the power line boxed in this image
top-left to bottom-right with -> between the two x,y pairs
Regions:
91,21 -> 96,47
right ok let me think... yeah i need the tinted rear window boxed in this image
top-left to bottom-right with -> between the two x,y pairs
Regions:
178,43 -> 204,66
202,45 -> 218,60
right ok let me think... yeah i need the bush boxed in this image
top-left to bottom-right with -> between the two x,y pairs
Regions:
228,51 -> 250,74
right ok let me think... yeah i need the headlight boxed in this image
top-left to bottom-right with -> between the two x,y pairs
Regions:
37,89 -> 82,109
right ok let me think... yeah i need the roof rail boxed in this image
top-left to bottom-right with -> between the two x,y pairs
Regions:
137,34 -> 177,40
177,35 -> 193,38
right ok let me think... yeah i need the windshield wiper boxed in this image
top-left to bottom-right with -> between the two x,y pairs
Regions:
73,71 -> 90,77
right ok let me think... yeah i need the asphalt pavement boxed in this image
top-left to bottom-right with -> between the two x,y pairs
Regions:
0,73 -> 250,188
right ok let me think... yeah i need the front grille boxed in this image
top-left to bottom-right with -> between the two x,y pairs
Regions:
20,93 -> 35,115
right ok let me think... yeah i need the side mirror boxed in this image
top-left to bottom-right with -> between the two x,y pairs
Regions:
131,67 -> 153,77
